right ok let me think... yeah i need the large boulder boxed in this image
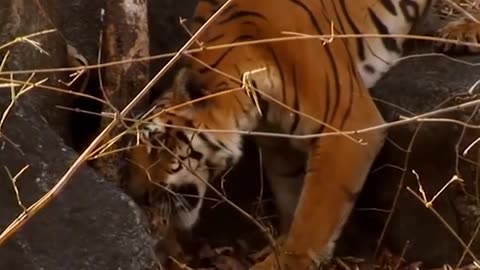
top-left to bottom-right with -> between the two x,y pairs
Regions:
336,53 -> 480,266
0,88 -> 156,269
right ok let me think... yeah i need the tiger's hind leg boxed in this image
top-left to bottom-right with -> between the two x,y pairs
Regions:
256,135 -> 307,234
250,99 -> 385,270
247,133 -> 307,264
249,137 -> 306,263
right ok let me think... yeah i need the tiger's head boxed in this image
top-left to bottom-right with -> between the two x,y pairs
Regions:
130,67 -> 244,230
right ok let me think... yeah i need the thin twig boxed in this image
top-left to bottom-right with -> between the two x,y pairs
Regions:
407,183 -> 479,263
444,0 -> 480,23
0,74 -> 45,134
137,96 -> 480,141
1,32 -> 480,76
0,29 -> 56,52
4,165 -> 30,212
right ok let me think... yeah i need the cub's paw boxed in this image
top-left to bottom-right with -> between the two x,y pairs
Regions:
435,18 -> 480,54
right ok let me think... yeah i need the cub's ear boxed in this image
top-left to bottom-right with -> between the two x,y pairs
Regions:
172,67 -> 206,103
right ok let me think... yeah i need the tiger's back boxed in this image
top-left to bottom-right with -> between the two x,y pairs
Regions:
184,0 -> 390,135
191,0 -> 433,88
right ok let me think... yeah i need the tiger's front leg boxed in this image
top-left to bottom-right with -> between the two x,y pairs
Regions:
250,108 -> 385,269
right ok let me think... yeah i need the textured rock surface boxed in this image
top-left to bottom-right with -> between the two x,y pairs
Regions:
338,53 -> 480,266
0,0 -> 74,144
0,90 -> 156,269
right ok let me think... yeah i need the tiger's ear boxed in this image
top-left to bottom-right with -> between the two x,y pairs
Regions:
172,67 -> 206,103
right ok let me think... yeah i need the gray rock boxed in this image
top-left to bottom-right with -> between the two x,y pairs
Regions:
338,53 -> 480,266
0,0 -> 75,144
0,91 -> 156,269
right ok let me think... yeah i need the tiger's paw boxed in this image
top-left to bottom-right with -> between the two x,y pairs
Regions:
435,18 -> 480,54
249,235 -> 287,263
249,247 -> 332,270
249,252 -> 313,270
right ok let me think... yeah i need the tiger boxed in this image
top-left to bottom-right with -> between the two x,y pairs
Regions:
128,0 -> 480,269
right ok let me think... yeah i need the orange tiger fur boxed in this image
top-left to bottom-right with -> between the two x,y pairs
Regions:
128,0 -> 480,269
